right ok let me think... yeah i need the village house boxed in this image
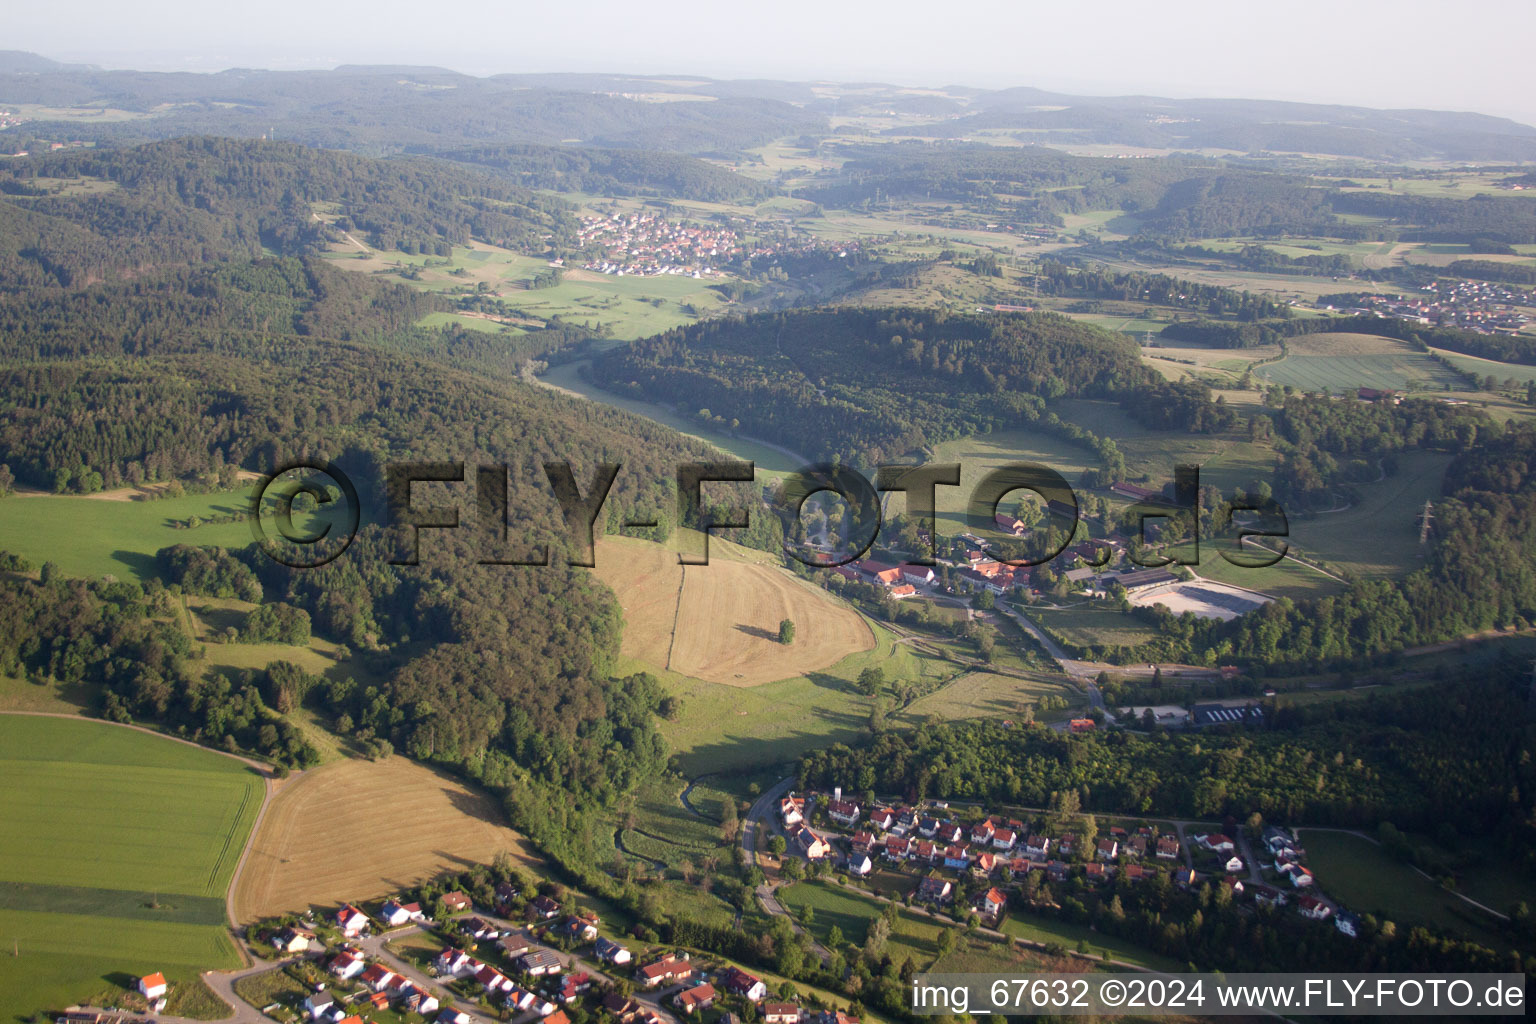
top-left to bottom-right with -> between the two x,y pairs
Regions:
595,936 -> 632,965
500,935 -> 533,958
437,1008 -> 475,1024
827,798 -> 862,826
398,986 -> 441,1016
1223,855 -> 1244,874
1155,836 -> 1180,860
1121,864 -> 1153,883
381,899 -> 425,926
1058,834 -> 1077,857
361,963 -> 401,993
676,983 -> 717,1014
1084,862 -> 1110,883
848,852 -> 873,876
720,966 -> 768,1002
780,795 -> 805,826
637,952 -> 692,987
970,820 -> 995,845
557,913 -> 600,942
460,916 -> 500,940
991,828 -> 1016,851
530,894 -> 562,919
917,876 -> 953,904
433,947 -> 474,976
558,972 -> 594,1004
475,963 -> 514,995
1022,835 -> 1050,859
850,830 -> 875,854
441,891 -> 472,913
974,887 -> 1008,920
329,950 -> 366,980
603,993 -> 645,1023
942,844 -> 971,870
867,808 -> 896,831
303,992 -> 336,1020
792,825 -> 832,860
899,564 -> 937,587
271,925 -> 314,953
1297,895 -> 1332,921
494,881 -> 521,908
883,835 -> 910,860
1196,833 -> 1236,854
138,973 -> 168,1000
1045,861 -> 1070,883
1096,838 -> 1118,861
335,904 -> 369,937
764,1003 -> 801,1024
888,583 -> 919,599
516,949 -> 564,976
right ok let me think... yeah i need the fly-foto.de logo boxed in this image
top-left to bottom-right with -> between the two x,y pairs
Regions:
248,459 -> 1289,571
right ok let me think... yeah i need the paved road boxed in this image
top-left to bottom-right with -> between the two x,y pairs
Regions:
741,778 -> 832,966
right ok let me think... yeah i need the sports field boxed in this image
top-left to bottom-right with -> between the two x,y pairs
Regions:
0,715 -> 262,1017
230,754 -> 540,923
593,536 -> 874,687
1255,333 -> 1466,394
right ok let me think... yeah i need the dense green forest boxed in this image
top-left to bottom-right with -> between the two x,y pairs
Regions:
800,669 -> 1534,834
0,137 -> 577,286
414,143 -> 772,203
590,307 -> 1203,468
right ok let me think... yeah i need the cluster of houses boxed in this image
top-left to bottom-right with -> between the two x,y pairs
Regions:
783,792 -> 1356,936
663,962 -> 855,1024
577,212 -> 736,277
1328,280 -> 1532,335
780,792 -> 1187,899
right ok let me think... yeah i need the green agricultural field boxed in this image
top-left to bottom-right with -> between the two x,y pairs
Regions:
1429,348 -> 1536,386
1022,605 -> 1163,652
902,670 -> 1075,722
0,716 -> 264,1018
0,486 -> 325,582
1255,333 -> 1466,394
1298,829 -> 1509,950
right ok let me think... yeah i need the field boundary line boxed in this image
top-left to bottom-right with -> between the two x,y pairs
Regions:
663,563 -> 687,672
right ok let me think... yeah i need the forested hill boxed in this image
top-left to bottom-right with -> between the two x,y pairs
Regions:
591,307 -> 1179,466
0,64 -> 825,154
411,143 -> 773,203
0,137 -> 576,286
0,136 -> 729,884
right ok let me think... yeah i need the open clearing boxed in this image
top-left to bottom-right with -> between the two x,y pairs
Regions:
230,754 -> 539,923
593,536 -> 874,687
1298,829 -> 1508,950
1126,580 -> 1270,621
0,715 -> 261,1018
1255,332 -> 1466,394
0,485 -> 325,581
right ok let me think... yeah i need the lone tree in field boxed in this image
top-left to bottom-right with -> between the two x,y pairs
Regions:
779,619 -> 796,644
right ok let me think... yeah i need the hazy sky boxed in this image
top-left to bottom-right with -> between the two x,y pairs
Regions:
12,0 -> 1536,127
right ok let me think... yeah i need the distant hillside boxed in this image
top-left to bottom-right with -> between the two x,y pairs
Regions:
0,136 -> 576,285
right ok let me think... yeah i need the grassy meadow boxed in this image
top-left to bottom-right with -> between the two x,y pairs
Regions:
0,716 -> 264,1018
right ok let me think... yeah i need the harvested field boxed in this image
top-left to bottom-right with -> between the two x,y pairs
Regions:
594,536 -> 874,686
230,755 -> 539,922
